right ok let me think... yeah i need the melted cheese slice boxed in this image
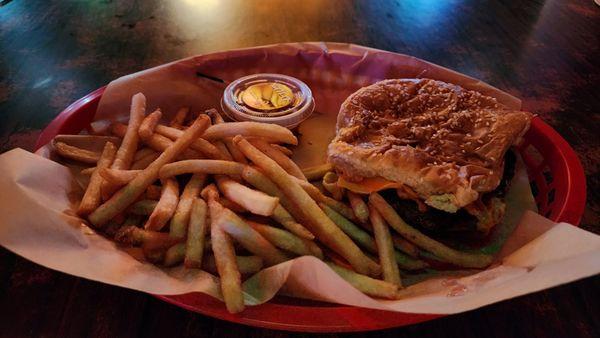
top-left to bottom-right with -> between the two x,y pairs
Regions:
337,176 -> 402,194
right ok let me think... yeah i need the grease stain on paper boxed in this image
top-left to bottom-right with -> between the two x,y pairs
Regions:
447,284 -> 468,297
441,278 -> 469,297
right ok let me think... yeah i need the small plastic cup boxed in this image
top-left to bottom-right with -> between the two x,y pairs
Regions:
221,73 -> 315,129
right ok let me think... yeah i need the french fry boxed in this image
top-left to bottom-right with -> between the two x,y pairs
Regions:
224,139 -> 247,164
80,167 -> 96,176
392,235 -> 419,258
214,141 -> 234,161
212,223 -> 245,313
184,198 -> 208,268
112,93 -> 146,170
205,109 -> 234,161
145,178 -> 179,231
201,139 -> 231,161
208,110 -> 248,164
170,174 -> 207,238
201,183 -> 220,203
133,147 -> 156,161
112,123 -> 200,160
164,243 -> 185,266
145,185 -> 162,200
248,138 -> 306,180
207,109 -> 225,124
214,207 -> 289,266
203,122 -> 298,145
321,203 -> 428,270
54,142 -> 100,164
220,198 -> 247,213
392,250 -> 429,271
138,109 -> 162,140
128,199 -> 158,215
202,255 -> 263,275
322,171 -> 344,200
326,263 -> 399,300
159,160 -> 245,178
352,218 -> 420,258
269,144 -> 292,157
369,205 -> 402,286
114,226 -> 181,251
215,176 -> 279,216
99,168 -> 140,186
320,203 -> 375,252
77,142 -> 117,215
223,141 -> 248,164
202,183 -> 247,224
234,136 -> 380,277
347,191 -> 369,223
154,124 -> 225,160
271,205 -> 314,240
131,151 -> 160,170
296,179 -> 357,221
206,189 -> 244,313
170,107 -> 189,129
317,194 -> 356,221
145,133 -> 201,160
102,93 -> 147,203
246,220 -> 323,259
202,238 -> 213,252
53,134 -> 122,149
240,166 -> 315,240
301,163 -> 334,181
203,186 -> 286,265
369,193 -> 494,268
88,115 -> 210,227
240,166 -> 287,198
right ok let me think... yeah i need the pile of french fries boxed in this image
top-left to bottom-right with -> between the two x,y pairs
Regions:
53,93 -> 493,313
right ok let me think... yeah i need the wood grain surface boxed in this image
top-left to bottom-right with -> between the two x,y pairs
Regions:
0,0 -> 598,337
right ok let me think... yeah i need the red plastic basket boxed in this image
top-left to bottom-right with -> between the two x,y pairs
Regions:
35,87 -> 587,332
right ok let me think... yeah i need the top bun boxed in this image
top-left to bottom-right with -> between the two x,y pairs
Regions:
328,78 -> 532,212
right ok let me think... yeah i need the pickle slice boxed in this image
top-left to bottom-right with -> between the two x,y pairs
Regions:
241,82 -> 294,111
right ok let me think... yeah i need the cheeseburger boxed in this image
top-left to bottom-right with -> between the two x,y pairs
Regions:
328,79 -> 532,238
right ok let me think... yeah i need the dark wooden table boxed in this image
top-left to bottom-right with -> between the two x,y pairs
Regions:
1,0 -> 598,337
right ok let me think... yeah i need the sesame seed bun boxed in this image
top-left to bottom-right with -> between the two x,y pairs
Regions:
327,78 -> 532,212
